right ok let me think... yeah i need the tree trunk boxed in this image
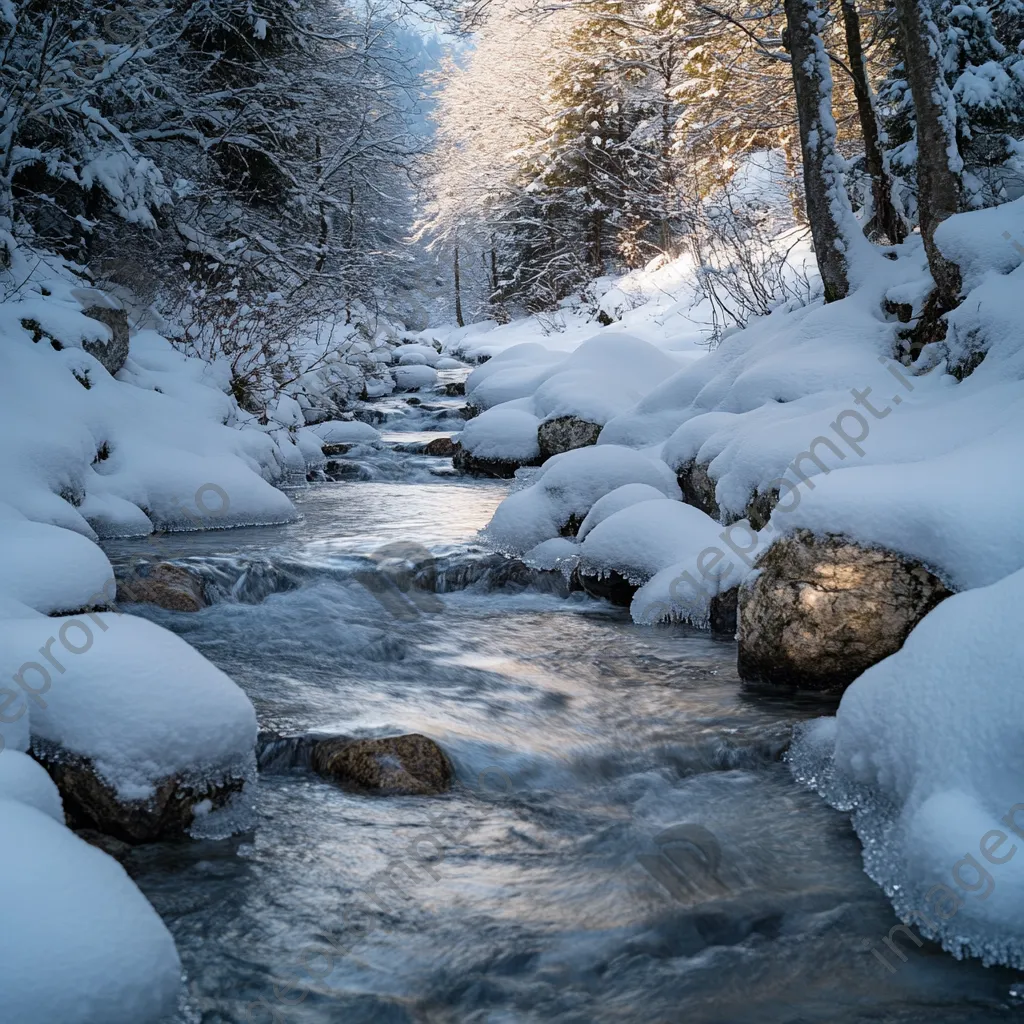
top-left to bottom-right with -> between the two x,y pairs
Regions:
453,246 -> 464,328
784,0 -> 857,301
841,0 -> 906,244
893,0 -> 963,309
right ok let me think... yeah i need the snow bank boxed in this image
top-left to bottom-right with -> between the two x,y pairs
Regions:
457,334 -> 684,463
0,800 -> 182,1023
789,567 -> 1024,967
485,445 -> 680,553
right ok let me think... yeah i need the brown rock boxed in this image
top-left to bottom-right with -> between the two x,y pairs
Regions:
310,734 -> 453,795
443,381 -> 466,396
423,436 -> 456,457
738,531 -> 953,692
322,442 -> 354,457
35,745 -> 247,843
537,416 -> 602,459
117,562 -> 207,612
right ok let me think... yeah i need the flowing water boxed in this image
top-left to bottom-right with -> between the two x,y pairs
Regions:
103,393 -> 1023,1024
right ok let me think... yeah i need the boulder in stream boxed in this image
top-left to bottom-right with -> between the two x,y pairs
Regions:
423,436 -> 456,457
116,562 -> 207,612
311,734 -> 454,795
34,744 -> 248,843
738,531 -> 952,692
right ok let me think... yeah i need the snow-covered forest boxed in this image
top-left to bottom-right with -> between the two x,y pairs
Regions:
3,0 -> 1024,1020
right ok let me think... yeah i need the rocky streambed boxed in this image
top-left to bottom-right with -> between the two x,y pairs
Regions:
86,385 -> 1022,1023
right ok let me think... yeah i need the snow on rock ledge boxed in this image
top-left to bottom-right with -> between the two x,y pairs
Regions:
788,566 -> 1024,968
0,800 -> 182,1022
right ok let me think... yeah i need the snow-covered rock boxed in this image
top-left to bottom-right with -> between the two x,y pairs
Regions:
393,363 -> 439,391
312,419 -> 383,445
485,445 -> 680,552
789,566 -> 1024,967
7,613 -> 257,840
392,343 -> 441,367
0,750 -> 64,822
454,406 -> 541,476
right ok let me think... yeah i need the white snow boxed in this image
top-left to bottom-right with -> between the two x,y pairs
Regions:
312,419 -> 383,444
393,342 -> 442,366
2,614 -> 258,801
457,406 -> 540,462
485,445 -> 680,553
0,800 -> 182,1023
576,483 -> 672,541
0,750 -> 64,822
789,567 -> 1024,967
393,363 -> 439,391
579,498 -> 726,584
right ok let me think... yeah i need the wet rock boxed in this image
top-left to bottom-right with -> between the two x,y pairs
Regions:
423,436 -> 456,457
537,416 -> 602,460
452,442 -> 534,479
738,531 -> 953,692
75,828 -> 133,863
443,381 -> 466,396
34,745 -> 247,843
310,734 -> 454,795
575,569 -> 637,607
677,460 -> 721,521
406,396 -> 422,406
321,442 -> 354,457
324,460 -> 373,481
80,303 -> 130,376
743,488 -> 779,532
422,553 -> 574,597
117,562 -> 207,612
710,587 -> 739,639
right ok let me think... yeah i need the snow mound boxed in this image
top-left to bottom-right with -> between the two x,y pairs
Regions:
458,406 -> 540,462
393,343 -> 441,366
577,483 -> 671,540
0,800 -> 182,1023
312,419 -> 383,444
464,333 -> 681,430
485,445 -> 680,553
579,499 -> 726,585
5,614 -> 258,800
393,364 -> 439,391
789,567 -> 1024,968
